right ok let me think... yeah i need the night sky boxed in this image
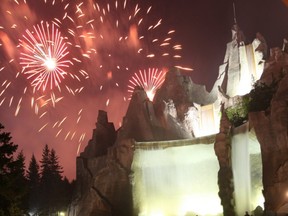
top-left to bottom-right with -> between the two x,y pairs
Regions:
1,0 -> 288,180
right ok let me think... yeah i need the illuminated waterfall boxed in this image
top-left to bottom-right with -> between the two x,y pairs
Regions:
232,123 -> 264,216
132,141 -> 222,216
129,22 -> 265,215
131,127 -> 263,216
232,124 -> 252,215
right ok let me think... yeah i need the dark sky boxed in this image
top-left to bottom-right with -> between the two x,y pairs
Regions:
1,0 -> 288,180
160,0 -> 288,89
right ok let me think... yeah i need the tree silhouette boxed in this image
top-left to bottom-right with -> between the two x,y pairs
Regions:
27,154 -> 40,214
39,144 -> 52,215
0,125 -> 75,215
38,144 -> 73,215
12,151 -> 29,213
48,148 -> 64,213
0,123 -> 26,215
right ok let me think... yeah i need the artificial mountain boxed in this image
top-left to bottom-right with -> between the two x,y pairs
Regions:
68,24 -> 288,216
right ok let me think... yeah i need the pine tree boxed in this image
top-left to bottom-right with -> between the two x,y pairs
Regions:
39,144 -> 51,215
0,123 -> 18,174
40,144 -> 50,180
0,123 -> 24,216
49,148 -> 64,213
38,144 -> 74,215
27,154 -> 40,214
49,148 -> 63,181
61,177 -> 76,211
12,151 -> 29,213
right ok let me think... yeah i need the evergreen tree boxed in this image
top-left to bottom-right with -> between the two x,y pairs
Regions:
61,177 -> 76,211
12,151 -> 29,213
0,123 -> 25,216
0,123 -> 18,174
27,154 -> 40,214
40,144 -> 50,179
49,149 -> 76,214
48,148 -> 64,213
38,144 -> 74,215
49,148 -> 63,180
0,125 -> 75,216
39,144 -> 51,215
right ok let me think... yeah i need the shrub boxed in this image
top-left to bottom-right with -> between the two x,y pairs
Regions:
225,96 -> 250,127
249,81 -> 278,112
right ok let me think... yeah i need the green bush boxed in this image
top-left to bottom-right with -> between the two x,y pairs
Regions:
249,81 -> 277,112
225,96 -> 250,127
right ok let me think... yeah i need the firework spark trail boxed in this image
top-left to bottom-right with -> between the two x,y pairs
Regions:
128,68 -> 167,101
65,0 -> 183,81
0,0 -> 73,112
0,0 -> 89,145
63,0 -> 187,117
0,0 -> 85,96
0,0 -> 191,151
0,0 -> 26,114
19,21 -> 71,91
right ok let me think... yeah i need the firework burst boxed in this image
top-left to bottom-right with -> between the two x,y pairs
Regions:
19,21 -> 71,91
128,68 -> 167,101
63,0 -> 183,84
0,0 -> 82,104
0,0 -> 87,145
0,0 -> 191,153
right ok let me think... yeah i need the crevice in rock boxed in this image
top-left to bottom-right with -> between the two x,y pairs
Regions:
82,157 -> 114,213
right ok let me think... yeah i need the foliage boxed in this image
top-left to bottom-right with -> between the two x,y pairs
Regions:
0,124 -> 28,215
0,124 -> 75,216
12,151 -> 29,212
225,79 -> 279,127
249,81 -> 278,112
38,144 -> 71,215
225,96 -> 250,127
0,123 -> 18,174
27,154 -> 40,213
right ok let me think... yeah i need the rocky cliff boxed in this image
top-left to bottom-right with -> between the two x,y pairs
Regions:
249,47 -> 288,213
68,69 -> 212,216
69,44 -> 288,215
215,44 -> 288,215
69,110 -> 133,216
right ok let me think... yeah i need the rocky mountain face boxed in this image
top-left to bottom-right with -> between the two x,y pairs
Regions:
214,107 -> 235,216
68,69 -> 211,216
69,110 -> 134,216
249,47 -> 288,213
117,69 -> 217,142
215,45 -> 288,215
69,46 -> 288,215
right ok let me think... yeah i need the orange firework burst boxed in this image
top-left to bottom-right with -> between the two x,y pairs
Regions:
128,68 -> 167,101
63,0 -> 183,80
20,22 -> 71,91
19,21 -> 71,91
0,1 -> 87,145
0,0 -> 190,150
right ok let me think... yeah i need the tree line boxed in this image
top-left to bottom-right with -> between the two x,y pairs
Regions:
0,123 -> 75,216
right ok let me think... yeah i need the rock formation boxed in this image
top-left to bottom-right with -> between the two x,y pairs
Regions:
69,23 -> 288,216
214,106 -> 235,216
69,110 -> 133,216
81,110 -> 116,158
217,39 -> 288,214
69,68 -> 212,216
249,47 -> 288,213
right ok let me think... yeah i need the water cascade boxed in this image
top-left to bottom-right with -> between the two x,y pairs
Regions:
232,123 -> 252,215
131,122 -> 263,216
132,139 -> 222,216
231,123 -> 264,216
